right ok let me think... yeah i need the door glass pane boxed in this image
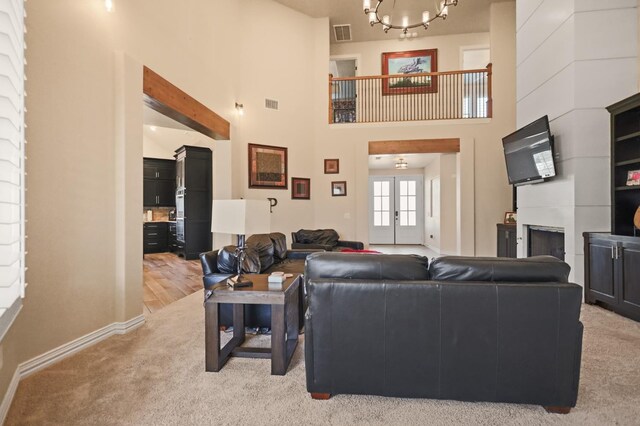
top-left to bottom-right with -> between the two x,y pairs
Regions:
382,197 -> 389,211
374,197 -> 381,210
400,212 -> 408,226
382,181 -> 390,196
408,197 -> 416,211
409,211 -> 416,226
382,212 -> 390,226
408,181 -> 416,196
374,181 -> 381,196
400,196 -> 407,211
374,212 -> 381,226
400,181 -> 408,196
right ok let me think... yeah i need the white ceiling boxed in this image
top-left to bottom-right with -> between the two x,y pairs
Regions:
272,0 -> 512,44
143,105 -> 193,132
369,153 -> 438,170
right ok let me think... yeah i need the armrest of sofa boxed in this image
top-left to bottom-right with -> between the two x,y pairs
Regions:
199,251 -> 220,275
336,240 -> 364,250
286,249 -> 325,260
291,242 -> 334,251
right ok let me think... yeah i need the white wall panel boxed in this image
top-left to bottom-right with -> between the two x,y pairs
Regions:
575,0 -> 636,12
516,0 -> 574,65
574,58 -> 638,108
517,15 -> 574,101
551,109 -> 610,160
516,63 -> 575,126
575,8 -> 638,60
516,0 -> 544,30
567,157 -> 611,206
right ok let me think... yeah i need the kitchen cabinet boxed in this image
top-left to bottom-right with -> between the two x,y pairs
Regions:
175,146 -> 211,260
143,158 -> 176,207
584,233 -> 640,322
144,222 -> 168,254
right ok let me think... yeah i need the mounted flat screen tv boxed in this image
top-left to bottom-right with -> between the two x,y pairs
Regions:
502,115 -> 556,186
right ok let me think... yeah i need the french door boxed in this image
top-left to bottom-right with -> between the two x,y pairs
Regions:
369,176 -> 424,244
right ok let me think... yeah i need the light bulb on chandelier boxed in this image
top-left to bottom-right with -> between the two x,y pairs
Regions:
363,0 -> 459,34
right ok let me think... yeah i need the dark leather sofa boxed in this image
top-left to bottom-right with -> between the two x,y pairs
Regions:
199,232 -> 317,329
304,252 -> 583,412
291,229 -> 364,251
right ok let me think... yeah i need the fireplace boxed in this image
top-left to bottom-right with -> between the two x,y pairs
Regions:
527,226 -> 565,261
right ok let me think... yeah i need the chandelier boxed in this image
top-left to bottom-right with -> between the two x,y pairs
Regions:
395,158 -> 408,169
363,0 -> 459,34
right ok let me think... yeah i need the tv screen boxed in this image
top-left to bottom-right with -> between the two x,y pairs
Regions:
502,115 -> 556,186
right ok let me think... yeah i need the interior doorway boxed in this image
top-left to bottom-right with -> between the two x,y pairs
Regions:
368,175 -> 424,244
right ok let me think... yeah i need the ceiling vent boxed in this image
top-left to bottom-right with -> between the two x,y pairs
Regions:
265,98 -> 279,110
333,24 -> 352,42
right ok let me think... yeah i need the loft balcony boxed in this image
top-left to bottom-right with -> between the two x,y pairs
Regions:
329,64 -> 492,124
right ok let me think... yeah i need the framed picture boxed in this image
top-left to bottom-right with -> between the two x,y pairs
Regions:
626,169 -> 640,186
382,49 -> 438,96
504,211 -> 517,224
331,181 -> 347,197
248,143 -> 287,189
291,177 -> 310,200
324,159 -> 339,174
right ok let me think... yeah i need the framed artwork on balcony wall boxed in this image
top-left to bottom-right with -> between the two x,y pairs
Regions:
291,177 -> 310,200
504,211 -> 517,224
324,159 -> 339,174
331,181 -> 347,197
382,49 -> 438,96
248,143 -> 288,189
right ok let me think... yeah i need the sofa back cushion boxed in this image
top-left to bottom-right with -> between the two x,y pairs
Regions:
269,232 -> 288,261
246,234 -> 275,272
295,229 -> 339,247
429,255 -> 570,283
217,246 -> 261,274
305,252 -> 430,281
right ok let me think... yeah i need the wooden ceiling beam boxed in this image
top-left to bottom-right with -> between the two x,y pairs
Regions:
369,138 -> 460,155
142,66 -> 230,140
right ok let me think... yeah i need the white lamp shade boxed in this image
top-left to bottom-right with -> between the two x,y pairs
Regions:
211,199 -> 271,236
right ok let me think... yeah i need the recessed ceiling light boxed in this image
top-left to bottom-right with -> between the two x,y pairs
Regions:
149,126 -> 157,132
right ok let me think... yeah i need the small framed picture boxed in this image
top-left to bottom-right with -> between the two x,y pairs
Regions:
504,211 -> 517,224
291,177 -> 310,200
324,159 -> 339,174
626,169 -> 640,186
331,181 -> 347,197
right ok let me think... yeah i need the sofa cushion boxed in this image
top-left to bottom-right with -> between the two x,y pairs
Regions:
269,232 -> 288,261
296,229 -> 340,247
305,252 -> 430,281
217,246 -> 261,274
246,234 -> 275,272
429,255 -> 570,283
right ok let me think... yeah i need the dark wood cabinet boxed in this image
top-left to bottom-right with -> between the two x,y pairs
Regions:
144,222 -> 168,254
143,158 -> 176,207
607,93 -> 640,236
168,222 -> 178,253
497,223 -> 517,258
584,233 -> 640,322
175,146 -> 212,260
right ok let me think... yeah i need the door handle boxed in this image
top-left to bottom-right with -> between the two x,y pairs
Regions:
611,246 -> 616,259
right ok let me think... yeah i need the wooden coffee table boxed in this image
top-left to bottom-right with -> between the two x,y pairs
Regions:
204,274 -> 300,375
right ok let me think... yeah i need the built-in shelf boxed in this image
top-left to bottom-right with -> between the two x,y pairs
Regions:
615,185 -> 640,191
615,157 -> 640,167
616,130 -> 640,142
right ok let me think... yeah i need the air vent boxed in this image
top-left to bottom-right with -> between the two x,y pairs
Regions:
265,99 -> 279,110
333,24 -> 352,42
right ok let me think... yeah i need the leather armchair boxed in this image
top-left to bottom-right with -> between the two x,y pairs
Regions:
304,253 -> 582,412
291,229 -> 364,251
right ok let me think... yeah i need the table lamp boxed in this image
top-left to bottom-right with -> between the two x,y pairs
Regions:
211,200 -> 270,286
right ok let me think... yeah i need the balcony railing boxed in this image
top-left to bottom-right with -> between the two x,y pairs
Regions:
329,64 -> 492,124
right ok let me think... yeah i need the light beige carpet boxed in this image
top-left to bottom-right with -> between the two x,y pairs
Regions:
6,291 -> 640,425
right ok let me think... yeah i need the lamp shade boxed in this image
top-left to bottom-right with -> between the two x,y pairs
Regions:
211,199 -> 270,236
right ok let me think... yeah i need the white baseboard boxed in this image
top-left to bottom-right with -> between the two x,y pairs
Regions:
0,315 -> 145,423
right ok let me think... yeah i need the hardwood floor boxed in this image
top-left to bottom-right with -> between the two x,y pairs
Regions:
143,252 -> 203,315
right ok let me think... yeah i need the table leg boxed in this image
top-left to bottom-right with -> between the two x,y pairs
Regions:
271,304 -> 286,375
233,303 -> 245,344
205,300 -> 220,372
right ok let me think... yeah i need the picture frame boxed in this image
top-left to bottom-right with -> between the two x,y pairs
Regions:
291,177 -> 310,200
504,211 -> 517,224
626,169 -> 640,186
248,143 -> 288,189
331,181 -> 347,197
324,159 -> 339,174
382,49 -> 438,96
